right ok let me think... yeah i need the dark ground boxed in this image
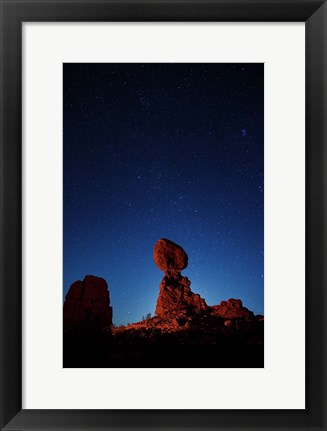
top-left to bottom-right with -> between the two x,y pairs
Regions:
63,316 -> 264,368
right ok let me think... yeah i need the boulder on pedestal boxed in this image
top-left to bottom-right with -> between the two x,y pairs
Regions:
153,238 -> 207,316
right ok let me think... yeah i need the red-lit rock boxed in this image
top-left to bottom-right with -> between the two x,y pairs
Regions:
63,275 -> 113,330
212,298 -> 254,319
155,274 -> 207,316
154,239 -> 207,316
154,238 -> 188,274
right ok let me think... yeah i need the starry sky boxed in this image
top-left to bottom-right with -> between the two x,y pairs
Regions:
63,63 -> 264,325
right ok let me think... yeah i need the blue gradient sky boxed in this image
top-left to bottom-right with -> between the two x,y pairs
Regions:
63,63 -> 264,325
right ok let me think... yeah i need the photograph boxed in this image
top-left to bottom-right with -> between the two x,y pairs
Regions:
63,63 -> 264,368
2,0 -> 327,427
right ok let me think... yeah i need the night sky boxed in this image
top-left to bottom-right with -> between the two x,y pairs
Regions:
63,63 -> 264,325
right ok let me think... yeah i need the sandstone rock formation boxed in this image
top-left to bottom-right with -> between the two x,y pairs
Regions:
155,274 -> 207,315
154,238 -> 188,276
63,241 -> 264,368
212,298 -> 254,319
63,275 -> 113,331
154,238 -> 207,316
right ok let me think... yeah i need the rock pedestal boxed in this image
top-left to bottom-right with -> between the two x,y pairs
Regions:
155,273 -> 207,315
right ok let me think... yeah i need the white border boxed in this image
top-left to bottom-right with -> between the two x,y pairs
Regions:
23,23 -> 305,409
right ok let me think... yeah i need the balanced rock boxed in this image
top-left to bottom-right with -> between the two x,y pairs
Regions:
212,298 -> 253,319
63,275 -> 113,331
154,238 -> 188,275
154,239 -> 207,316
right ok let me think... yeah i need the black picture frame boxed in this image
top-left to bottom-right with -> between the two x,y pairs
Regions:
0,0 -> 326,430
